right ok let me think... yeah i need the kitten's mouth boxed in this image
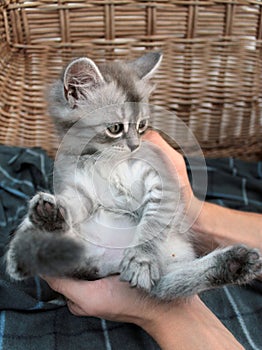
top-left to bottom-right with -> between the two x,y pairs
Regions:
112,146 -> 128,153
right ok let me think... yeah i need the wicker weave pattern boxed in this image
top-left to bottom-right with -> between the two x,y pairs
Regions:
0,1 -> 262,159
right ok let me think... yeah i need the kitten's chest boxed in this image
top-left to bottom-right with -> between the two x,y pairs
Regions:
80,206 -> 138,247
79,208 -> 136,276
78,161 -> 149,275
84,156 -> 155,211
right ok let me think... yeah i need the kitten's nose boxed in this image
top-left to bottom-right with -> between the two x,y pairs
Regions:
128,143 -> 139,152
126,132 -> 140,152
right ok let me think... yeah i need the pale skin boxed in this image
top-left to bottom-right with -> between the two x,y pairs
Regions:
44,130 -> 262,350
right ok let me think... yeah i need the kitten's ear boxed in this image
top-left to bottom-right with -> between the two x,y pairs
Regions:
128,52 -> 162,80
63,57 -> 104,108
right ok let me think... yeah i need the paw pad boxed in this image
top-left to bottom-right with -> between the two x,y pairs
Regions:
29,193 -> 68,231
216,245 -> 262,285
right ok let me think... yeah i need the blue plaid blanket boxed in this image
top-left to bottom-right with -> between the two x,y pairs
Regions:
0,145 -> 261,350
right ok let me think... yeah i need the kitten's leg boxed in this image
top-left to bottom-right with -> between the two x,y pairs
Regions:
120,240 -> 163,291
6,191 -> 91,280
6,221 -> 85,280
119,145 -> 188,291
120,221 -> 179,292
120,184 -> 182,292
151,245 -> 262,300
29,189 -> 93,231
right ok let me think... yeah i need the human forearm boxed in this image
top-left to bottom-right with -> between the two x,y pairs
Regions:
139,296 -> 244,350
193,200 -> 262,252
143,131 -> 262,252
45,276 -> 244,350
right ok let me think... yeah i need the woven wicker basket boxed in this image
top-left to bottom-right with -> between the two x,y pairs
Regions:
0,0 -> 262,160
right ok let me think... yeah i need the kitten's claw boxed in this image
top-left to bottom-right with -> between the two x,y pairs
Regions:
212,245 -> 262,285
29,192 -> 69,232
120,248 -> 161,292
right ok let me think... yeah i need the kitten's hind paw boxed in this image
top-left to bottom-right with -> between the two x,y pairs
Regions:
120,248 -> 161,292
212,245 -> 262,286
29,192 -> 69,232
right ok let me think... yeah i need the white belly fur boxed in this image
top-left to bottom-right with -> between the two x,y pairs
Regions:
77,208 -> 194,277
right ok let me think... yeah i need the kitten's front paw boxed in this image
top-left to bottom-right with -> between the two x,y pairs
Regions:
120,247 -> 161,292
29,192 -> 69,232
213,245 -> 262,285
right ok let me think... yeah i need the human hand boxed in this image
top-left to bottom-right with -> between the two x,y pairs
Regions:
44,275 -> 161,326
143,130 -> 203,225
143,130 -> 192,200
44,275 -> 244,350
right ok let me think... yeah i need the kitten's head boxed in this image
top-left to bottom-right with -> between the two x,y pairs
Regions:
50,52 -> 162,156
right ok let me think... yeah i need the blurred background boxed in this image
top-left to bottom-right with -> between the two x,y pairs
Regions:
0,0 -> 262,159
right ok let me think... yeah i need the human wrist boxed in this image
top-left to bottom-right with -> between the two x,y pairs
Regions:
138,296 -> 244,350
136,296 -> 200,345
192,201 -> 213,236
192,201 -> 236,251
135,299 -> 178,349
132,297 -> 170,330
192,200 -> 262,251
185,195 -> 205,232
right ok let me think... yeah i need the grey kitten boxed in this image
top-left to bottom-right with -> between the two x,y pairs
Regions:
6,52 -> 262,300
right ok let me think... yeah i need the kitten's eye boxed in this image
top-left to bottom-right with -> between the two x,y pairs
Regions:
106,123 -> 124,138
137,119 -> 149,134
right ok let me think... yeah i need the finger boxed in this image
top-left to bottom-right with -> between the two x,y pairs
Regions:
44,276 -> 103,316
143,130 -> 192,202
43,276 -> 71,294
143,130 -> 184,167
43,276 -> 116,306
43,276 -> 94,302
67,299 -> 87,316
143,130 -> 179,156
